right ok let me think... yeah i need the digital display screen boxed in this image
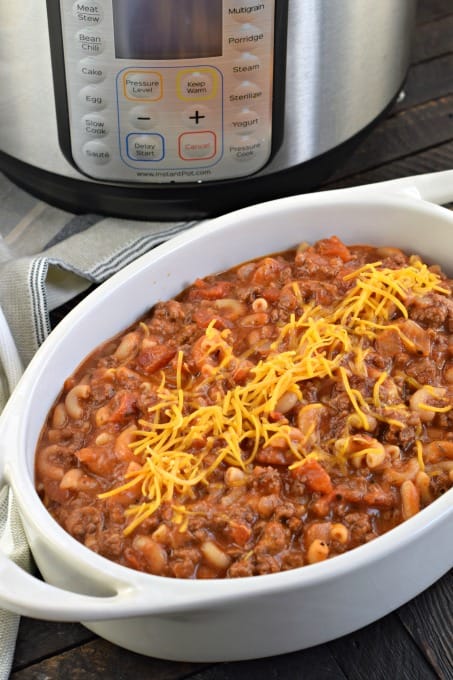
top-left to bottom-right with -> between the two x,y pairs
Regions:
112,0 -> 223,60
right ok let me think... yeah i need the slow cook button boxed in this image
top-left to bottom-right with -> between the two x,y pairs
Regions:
72,1 -> 104,25
230,108 -> 261,135
228,136 -> 262,161
229,81 -> 263,105
226,0 -> 267,23
126,133 -> 165,161
82,113 -> 108,137
75,29 -> 105,55
82,140 -> 111,165
77,58 -> 107,83
227,23 -> 265,51
79,85 -> 108,110
179,132 -> 216,160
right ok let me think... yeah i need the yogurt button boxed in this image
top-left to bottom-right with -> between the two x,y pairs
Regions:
82,141 -> 111,165
230,108 -> 261,135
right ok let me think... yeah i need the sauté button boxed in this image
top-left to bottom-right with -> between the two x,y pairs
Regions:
82,141 -> 111,164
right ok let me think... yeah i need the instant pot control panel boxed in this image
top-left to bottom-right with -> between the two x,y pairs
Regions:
51,0 -> 280,184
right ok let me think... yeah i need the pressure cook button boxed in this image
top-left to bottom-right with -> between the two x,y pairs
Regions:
79,85 -> 108,110
72,1 -> 104,25
227,23 -> 265,51
126,134 -> 164,161
82,113 -> 109,137
226,0 -> 267,23
129,105 -> 158,130
77,58 -> 107,83
76,29 -> 105,55
82,141 -> 111,165
228,136 -> 262,162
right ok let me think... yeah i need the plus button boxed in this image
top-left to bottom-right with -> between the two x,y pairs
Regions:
189,110 -> 205,125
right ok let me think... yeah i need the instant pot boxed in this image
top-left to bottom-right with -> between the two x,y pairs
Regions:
0,1 -> 417,219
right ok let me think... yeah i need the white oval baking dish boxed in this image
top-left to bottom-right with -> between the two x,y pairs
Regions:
0,170 -> 452,662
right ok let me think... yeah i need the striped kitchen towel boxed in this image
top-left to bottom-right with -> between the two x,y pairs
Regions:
0,170 -> 196,679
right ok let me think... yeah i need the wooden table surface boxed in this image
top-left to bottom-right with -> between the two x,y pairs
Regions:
11,0 -> 453,677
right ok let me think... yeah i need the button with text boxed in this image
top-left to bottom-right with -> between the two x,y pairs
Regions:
126,133 -> 164,161
178,131 -> 217,160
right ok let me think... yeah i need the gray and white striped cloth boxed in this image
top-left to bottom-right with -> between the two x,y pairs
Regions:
0,170 -> 195,679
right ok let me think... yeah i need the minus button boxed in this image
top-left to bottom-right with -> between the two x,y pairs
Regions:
129,105 -> 157,130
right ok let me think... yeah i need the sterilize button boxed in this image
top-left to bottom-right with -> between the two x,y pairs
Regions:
227,23 -> 265,52
129,105 -> 158,130
72,1 -> 104,25
75,29 -> 105,56
82,113 -> 109,137
77,58 -> 107,83
126,134 -> 165,161
79,85 -> 108,111
82,141 -> 111,165
226,0 -> 267,24
230,81 -> 264,106
178,132 -> 217,160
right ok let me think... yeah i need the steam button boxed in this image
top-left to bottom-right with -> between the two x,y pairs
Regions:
229,108 -> 261,135
72,1 -> 104,25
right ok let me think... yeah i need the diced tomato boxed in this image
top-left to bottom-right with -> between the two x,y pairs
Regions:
291,459 -> 333,494
316,236 -> 352,262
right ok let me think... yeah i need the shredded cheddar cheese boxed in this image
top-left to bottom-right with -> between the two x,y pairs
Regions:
98,255 -> 452,534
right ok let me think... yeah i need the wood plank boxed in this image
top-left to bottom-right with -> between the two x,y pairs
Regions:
327,613 -> 438,680
396,55 -> 453,111
398,571 -> 453,680
411,15 -> 453,63
326,96 -> 453,183
11,638 -> 207,680
12,619 -> 95,670
186,646 -> 346,680
416,0 -> 453,25
322,139 -> 453,192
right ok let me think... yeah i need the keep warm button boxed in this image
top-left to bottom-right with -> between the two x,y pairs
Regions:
179,131 -> 217,160
126,133 -> 164,161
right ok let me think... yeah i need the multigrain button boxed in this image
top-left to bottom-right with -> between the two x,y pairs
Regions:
82,141 -> 111,164
77,58 -> 107,83
72,1 -> 104,25
79,85 -> 107,110
82,113 -> 109,137
76,29 -> 105,55
227,23 -> 265,51
126,134 -> 164,161
231,53 -> 262,80
226,0 -> 267,23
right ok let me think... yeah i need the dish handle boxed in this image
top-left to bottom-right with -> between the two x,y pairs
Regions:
357,169 -> 453,205
0,547 -> 162,621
